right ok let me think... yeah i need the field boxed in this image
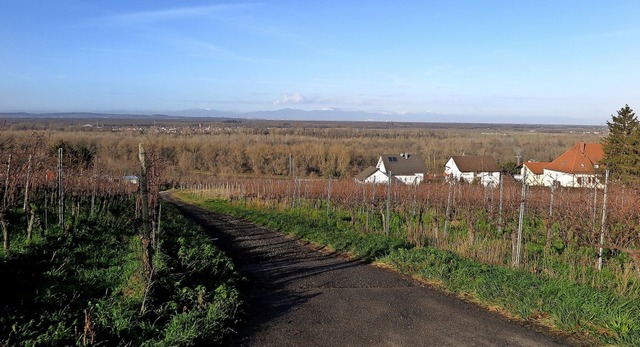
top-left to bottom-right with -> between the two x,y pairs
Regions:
0,115 -> 603,180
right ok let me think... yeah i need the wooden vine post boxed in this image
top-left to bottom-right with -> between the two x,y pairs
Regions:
2,154 -> 11,254
514,169 -> 527,267
23,154 -> 32,211
385,171 -> 391,237
58,148 -> 64,232
444,175 -> 453,237
497,173 -> 504,234
24,154 -> 34,242
597,170 -> 609,270
138,143 -> 153,276
326,177 -> 331,217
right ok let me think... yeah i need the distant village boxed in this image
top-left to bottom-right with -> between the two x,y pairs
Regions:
82,123 -> 244,135
356,141 -> 604,189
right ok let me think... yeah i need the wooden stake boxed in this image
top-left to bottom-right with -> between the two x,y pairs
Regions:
138,143 -> 153,276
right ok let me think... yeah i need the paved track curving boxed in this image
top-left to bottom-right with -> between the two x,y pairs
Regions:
165,194 -> 575,347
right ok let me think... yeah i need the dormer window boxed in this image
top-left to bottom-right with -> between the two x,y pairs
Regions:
388,156 -> 397,162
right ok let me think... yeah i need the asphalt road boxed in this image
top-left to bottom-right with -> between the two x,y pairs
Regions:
165,194 -> 575,347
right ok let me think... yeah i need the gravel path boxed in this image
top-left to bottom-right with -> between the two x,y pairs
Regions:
165,194 -> 574,347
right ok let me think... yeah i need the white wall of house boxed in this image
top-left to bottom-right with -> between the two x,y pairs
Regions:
363,170 -> 390,184
444,158 -> 499,187
376,157 -> 386,172
542,169 -> 602,188
395,173 -> 424,185
444,158 -> 462,181
479,172 -> 500,187
521,166 -> 545,186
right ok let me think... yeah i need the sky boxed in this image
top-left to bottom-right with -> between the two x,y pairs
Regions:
1,1 -> 639,124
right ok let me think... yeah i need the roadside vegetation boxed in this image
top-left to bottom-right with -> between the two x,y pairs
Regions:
0,194 -> 241,346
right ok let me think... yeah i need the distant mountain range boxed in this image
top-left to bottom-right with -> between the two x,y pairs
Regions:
1,108 -> 450,122
0,108 -> 603,126
166,108 -> 435,122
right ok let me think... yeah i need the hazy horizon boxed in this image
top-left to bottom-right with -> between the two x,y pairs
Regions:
0,107 -> 611,126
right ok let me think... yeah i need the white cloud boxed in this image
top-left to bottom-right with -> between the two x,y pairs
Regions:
1,71 -> 36,82
174,36 -> 252,62
272,93 -> 313,106
272,93 -> 376,108
106,3 -> 257,24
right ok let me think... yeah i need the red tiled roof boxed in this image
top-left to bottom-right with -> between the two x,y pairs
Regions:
523,161 -> 550,175
545,142 -> 603,174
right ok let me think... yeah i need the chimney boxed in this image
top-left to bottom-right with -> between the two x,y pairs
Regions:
580,142 -> 586,155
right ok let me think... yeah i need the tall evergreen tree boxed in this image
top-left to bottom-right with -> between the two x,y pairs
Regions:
602,104 -> 640,181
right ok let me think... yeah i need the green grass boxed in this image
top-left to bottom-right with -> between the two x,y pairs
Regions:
194,197 -> 410,261
1,196 -> 242,346
383,247 -> 640,345
177,192 -> 640,346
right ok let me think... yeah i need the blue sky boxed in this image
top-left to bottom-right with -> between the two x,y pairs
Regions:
1,1 -> 639,124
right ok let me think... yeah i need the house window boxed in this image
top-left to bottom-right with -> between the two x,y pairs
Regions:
388,156 -> 397,162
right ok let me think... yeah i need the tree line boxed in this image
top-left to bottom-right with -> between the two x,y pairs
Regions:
0,124 -> 602,183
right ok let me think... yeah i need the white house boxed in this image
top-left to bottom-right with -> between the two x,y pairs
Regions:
444,156 -> 501,187
521,161 -> 550,186
355,153 -> 426,185
354,166 -> 389,184
542,142 -> 604,188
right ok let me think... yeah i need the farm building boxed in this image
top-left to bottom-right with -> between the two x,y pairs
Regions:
542,142 -> 604,188
444,156 -> 501,187
521,161 -> 550,186
355,153 -> 426,185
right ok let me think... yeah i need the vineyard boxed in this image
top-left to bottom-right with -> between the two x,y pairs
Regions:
0,140 -> 241,345
182,177 -> 640,299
